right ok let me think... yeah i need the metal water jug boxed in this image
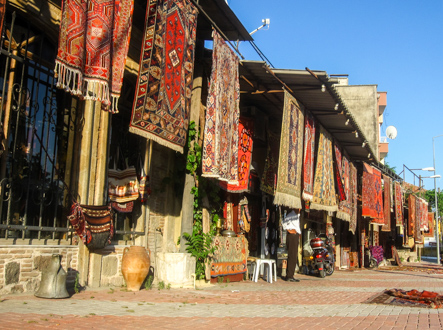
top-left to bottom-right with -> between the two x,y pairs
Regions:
35,254 -> 69,299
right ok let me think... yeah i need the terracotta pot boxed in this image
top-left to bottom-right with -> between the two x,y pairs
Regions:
121,246 -> 150,291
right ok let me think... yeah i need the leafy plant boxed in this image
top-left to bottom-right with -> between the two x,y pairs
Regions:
144,275 -> 154,290
74,273 -> 80,294
158,281 -> 165,290
182,121 -> 221,280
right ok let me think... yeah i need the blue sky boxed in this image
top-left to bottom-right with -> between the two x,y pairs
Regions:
227,0 -> 443,190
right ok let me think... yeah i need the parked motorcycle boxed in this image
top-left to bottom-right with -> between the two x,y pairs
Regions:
302,230 -> 335,278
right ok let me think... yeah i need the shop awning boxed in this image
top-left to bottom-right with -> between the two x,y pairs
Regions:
195,0 -> 253,41
239,60 -> 377,163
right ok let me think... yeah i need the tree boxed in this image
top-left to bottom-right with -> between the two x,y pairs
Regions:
424,189 -> 443,216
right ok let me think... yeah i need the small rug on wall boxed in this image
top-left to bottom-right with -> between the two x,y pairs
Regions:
364,289 -> 443,309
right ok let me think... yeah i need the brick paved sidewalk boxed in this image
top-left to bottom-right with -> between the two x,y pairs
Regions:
1,268 -> 443,329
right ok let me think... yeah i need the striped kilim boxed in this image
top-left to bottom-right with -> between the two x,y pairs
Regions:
55,0 -> 134,113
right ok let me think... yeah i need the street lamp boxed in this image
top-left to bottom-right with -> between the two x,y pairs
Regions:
433,134 -> 443,264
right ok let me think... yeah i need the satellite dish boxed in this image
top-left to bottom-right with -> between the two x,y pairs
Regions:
386,126 -> 398,140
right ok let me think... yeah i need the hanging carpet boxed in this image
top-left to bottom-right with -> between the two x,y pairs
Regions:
382,174 -> 392,232
333,143 -> 346,203
349,162 -> 358,234
202,30 -> 240,182
273,91 -> 304,209
424,212 -> 435,238
394,181 -> 404,227
362,163 -> 383,223
129,0 -> 198,153
55,0 -> 134,113
0,0 -> 5,41
408,194 -> 416,237
302,111 -> 316,201
220,117 -> 254,192
415,196 -> 423,243
311,125 -> 337,213
260,131 -> 280,196
336,146 -> 352,221
419,197 -> 429,231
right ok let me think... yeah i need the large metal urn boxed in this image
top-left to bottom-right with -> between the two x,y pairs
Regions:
35,254 -> 69,299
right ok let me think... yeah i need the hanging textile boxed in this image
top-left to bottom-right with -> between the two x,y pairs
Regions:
273,91 -> 304,209
419,198 -> 429,231
219,117 -> 253,192
415,196 -> 423,243
349,162 -> 358,234
130,0 -> 198,152
55,0 -> 134,113
362,163 -> 383,223
424,212 -> 435,238
381,174 -> 392,232
260,131 -> 280,195
408,194 -> 416,237
0,0 -> 5,41
302,112 -> 316,201
333,143 -> 346,203
202,30 -> 240,182
394,181 -> 403,227
311,125 -> 337,212
337,153 -> 352,221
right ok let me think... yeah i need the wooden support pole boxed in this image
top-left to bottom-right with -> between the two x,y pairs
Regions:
180,40 -> 204,252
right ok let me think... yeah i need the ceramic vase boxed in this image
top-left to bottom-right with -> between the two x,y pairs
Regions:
121,246 -> 150,291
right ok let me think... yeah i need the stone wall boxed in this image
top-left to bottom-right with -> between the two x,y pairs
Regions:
98,246 -> 126,287
0,245 -> 79,294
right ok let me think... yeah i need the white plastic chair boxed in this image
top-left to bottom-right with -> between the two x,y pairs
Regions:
252,258 -> 277,283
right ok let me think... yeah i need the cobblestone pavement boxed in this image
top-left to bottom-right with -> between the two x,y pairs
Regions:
2,265 -> 443,329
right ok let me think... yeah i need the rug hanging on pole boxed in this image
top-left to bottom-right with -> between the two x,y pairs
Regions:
408,194 -> 416,237
55,0 -> 134,113
302,112 -> 316,202
219,117 -> 254,192
362,163 -> 383,223
336,146 -> 352,221
273,91 -> 304,209
349,162 -> 358,234
394,181 -> 404,227
381,174 -> 392,232
260,131 -> 280,196
202,30 -> 240,183
129,0 -> 198,153
311,125 -> 337,213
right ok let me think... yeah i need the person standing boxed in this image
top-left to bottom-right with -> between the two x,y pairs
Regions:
282,210 -> 301,282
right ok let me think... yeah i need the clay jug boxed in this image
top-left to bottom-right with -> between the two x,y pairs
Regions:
121,246 -> 150,291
